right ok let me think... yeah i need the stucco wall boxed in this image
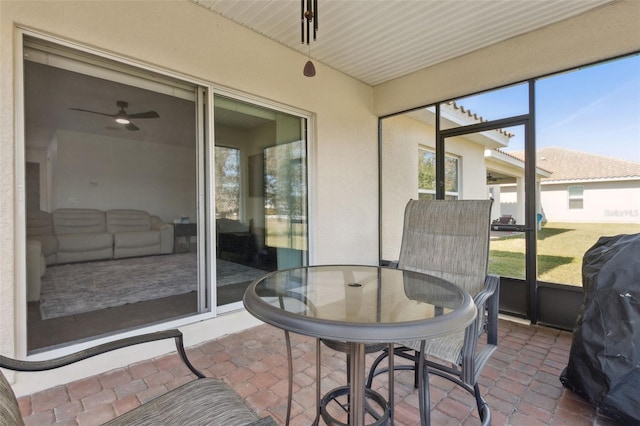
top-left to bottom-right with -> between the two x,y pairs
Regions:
539,180 -> 640,223
380,115 -> 489,260
380,114 -> 430,260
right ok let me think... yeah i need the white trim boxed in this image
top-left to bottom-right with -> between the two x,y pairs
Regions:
207,87 -> 217,312
14,26 -> 28,360
196,86 -> 210,314
417,146 -> 461,199
542,176 -> 640,185
216,300 -> 246,315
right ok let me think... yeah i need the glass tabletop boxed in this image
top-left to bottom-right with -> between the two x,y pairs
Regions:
243,265 -> 476,343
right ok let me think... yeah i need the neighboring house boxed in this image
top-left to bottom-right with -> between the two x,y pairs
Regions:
485,148 -> 551,225
500,147 -> 640,224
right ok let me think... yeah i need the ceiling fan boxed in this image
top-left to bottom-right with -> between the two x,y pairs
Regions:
69,100 -> 159,131
487,173 -> 500,182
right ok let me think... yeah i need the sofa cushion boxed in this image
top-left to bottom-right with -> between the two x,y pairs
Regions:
106,209 -> 152,233
104,378 -> 265,426
113,230 -> 162,259
114,230 -> 161,248
57,232 -> 113,252
53,208 -> 106,234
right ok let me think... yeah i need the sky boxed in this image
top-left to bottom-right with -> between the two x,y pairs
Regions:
454,54 -> 640,163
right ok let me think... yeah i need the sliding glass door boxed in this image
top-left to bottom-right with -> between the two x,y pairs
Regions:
23,35 -> 207,352
214,96 -> 308,307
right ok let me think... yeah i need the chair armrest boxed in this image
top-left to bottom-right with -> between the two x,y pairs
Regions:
473,274 -> 500,346
473,274 -> 499,308
0,329 -> 204,378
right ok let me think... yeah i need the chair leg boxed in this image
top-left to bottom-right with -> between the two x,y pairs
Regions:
315,339 -> 321,426
414,351 -> 420,389
366,349 -> 389,388
474,382 -> 491,426
284,330 -> 293,426
387,343 -> 394,425
417,342 -> 430,426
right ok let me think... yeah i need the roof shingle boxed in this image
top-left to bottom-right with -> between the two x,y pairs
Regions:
512,147 -> 640,182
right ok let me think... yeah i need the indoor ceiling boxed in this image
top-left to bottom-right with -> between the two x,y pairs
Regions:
24,60 -> 198,150
191,0 -> 614,86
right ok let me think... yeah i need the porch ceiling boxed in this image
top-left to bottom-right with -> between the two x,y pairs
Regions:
191,0 -> 614,86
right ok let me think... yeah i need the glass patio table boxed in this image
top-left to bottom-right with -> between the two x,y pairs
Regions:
243,265 -> 476,426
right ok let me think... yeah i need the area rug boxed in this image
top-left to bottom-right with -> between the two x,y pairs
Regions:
39,254 -> 267,320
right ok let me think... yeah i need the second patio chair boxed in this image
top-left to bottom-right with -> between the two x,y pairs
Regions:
367,199 -> 499,425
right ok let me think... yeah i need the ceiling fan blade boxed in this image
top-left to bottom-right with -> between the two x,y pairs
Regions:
125,122 -> 140,131
69,107 -> 115,117
127,111 -> 159,119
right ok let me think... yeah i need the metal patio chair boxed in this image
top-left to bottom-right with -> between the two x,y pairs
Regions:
367,199 -> 499,425
0,329 -> 276,426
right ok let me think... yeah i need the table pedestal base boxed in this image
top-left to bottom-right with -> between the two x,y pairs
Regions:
320,386 -> 390,426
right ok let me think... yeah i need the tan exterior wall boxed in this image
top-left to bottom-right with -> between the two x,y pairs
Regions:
539,180 -> 640,224
380,115 -> 489,260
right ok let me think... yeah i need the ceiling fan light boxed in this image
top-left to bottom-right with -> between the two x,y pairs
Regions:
303,60 -> 316,77
116,117 -> 130,124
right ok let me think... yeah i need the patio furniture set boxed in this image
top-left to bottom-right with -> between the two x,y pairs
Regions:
3,199 -> 500,425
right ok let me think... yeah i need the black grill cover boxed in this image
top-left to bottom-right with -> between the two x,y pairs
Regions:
560,233 -> 640,424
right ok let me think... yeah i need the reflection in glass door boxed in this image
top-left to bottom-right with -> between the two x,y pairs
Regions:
24,36 -> 203,351
264,136 -> 308,269
214,96 -> 308,307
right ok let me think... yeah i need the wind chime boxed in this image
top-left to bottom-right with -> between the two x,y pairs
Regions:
301,0 -> 318,77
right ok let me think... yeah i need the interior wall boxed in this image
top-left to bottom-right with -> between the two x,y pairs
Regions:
52,129 -> 197,222
25,149 -> 49,211
214,122 -> 274,229
373,0 -> 640,116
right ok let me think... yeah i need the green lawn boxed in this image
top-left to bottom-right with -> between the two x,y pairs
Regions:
489,222 -> 640,286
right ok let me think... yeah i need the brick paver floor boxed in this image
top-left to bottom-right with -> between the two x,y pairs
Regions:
17,319 -> 618,425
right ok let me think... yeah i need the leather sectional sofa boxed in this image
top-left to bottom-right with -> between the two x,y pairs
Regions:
26,208 -> 174,301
